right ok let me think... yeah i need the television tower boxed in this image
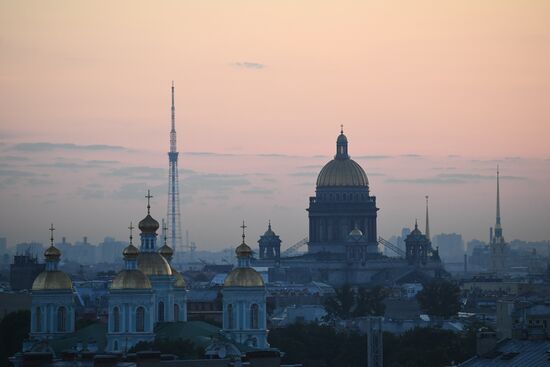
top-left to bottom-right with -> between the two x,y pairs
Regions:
167,81 -> 183,255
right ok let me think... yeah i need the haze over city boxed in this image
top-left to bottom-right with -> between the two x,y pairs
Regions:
1,1 -> 549,248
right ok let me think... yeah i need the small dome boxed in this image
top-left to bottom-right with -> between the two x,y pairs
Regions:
32,270 -> 72,291
44,245 -> 61,260
263,222 -> 276,237
111,269 -> 152,290
316,159 -> 369,187
123,244 -> 139,259
172,269 -> 187,288
349,227 -> 363,236
137,252 -> 172,276
235,242 -> 253,258
139,214 -> 159,233
337,133 -> 348,144
159,244 -> 174,259
224,267 -> 264,287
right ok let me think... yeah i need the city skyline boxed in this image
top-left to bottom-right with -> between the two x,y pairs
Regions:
1,1 -> 549,248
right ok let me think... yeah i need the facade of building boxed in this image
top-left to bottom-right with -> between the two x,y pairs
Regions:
30,228 -> 75,340
307,127 -> 379,255
222,225 -> 268,349
10,252 -> 45,291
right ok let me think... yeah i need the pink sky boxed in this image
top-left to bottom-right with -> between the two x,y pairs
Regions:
1,1 -> 549,249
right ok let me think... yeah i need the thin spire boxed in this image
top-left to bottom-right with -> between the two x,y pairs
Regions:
340,124 -> 344,134
145,190 -> 153,214
170,82 -> 177,151
425,195 -> 430,240
268,219 -> 271,231
414,218 -> 418,229
241,220 -> 247,244
163,222 -> 168,246
496,165 -> 501,227
49,223 -> 55,247
128,222 -> 134,245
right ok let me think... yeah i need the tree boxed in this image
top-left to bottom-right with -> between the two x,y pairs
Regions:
416,279 -> 461,318
324,285 -> 387,321
129,337 -> 204,359
0,310 -> 30,367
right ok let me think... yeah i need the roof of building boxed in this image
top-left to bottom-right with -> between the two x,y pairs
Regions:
459,339 -> 550,367
110,269 -> 152,290
31,270 -> 72,291
316,158 -> 369,187
224,267 -> 264,287
137,252 -> 172,276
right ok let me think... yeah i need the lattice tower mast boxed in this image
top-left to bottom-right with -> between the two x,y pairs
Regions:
167,81 -> 183,255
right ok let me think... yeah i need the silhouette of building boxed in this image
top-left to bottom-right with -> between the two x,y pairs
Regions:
258,221 -> 281,260
10,251 -> 45,291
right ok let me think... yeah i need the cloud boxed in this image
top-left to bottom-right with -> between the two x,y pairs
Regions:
289,171 -> 318,177
0,155 -> 29,161
386,177 -> 465,185
437,173 -> 526,181
105,166 -> 165,180
86,160 -> 119,165
183,151 -> 236,157
183,173 -> 250,194
401,154 -> 424,158
0,168 -> 38,177
355,155 -> 392,160
112,182 -> 165,200
231,62 -> 265,69
12,142 -> 127,152
241,187 -> 275,195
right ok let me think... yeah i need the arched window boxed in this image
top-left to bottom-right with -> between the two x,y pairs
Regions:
158,301 -> 165,322
113,307 -> 120,332
250,304 -> 259,329
35,307 -> 42,332
136,306 -> 145,332
227,304 -> 234,329
174,304 -> 180,322
57,306 -> 66,332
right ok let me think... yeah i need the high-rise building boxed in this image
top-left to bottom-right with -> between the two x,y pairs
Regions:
490,167 -> 507,273
167,82 -> 183,257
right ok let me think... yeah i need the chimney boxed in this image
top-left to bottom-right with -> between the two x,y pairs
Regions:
83,236 -> 88,245
476,329 -> 497,356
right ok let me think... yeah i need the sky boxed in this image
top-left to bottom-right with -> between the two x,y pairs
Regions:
0,1 -> 549,250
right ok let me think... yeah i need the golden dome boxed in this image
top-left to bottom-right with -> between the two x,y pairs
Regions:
44,245 -> 61,260
172,268 -> 187,288
139,214 -> 159,233
137,252 -> 172,276
159,244 -> 174,259
224,267 -> 264,287
235,242 -> 253,258
111,269 -> 152,290
32,270 -> 72,291
123,244 -> 139,259
316,158 -> 368,187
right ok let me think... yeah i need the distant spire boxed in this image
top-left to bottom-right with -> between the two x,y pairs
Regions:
494,165 -> 503,240
425,195 -> 430,240
241,220 -> 247,244
163,222 -> 168,246
414,219 -> 418,229
268,220 -> 271,231
340,124 -> 344,134
128,222 -> 134,245
49,223 -> 55,247
170,82 -> 177,150
145,190 -> 153,214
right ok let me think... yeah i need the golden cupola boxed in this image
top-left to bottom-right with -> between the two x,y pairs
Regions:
32,224 -> 72,291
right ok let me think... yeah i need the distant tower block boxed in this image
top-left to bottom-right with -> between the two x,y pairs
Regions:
167,82 -> 183,256
366,316 -> 383,367
490,166 -> 507,274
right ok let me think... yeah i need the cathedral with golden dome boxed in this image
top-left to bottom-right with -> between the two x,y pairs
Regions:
222,222 -> 268,349
255,128 -> 445,286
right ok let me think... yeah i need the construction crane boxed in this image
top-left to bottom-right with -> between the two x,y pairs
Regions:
378,236 -> 406,258
281,237 -> 309,257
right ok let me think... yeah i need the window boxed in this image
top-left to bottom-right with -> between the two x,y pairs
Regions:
136,306 -> 145,332
35,307 -> 41,332
113,307 -> 120,332
174,304 -> 180,322
113,340 -> 118,351
250,304 -> 259,329
227,304 -> 234,329
57,306 -> 66,332
158,301 -> 165,322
